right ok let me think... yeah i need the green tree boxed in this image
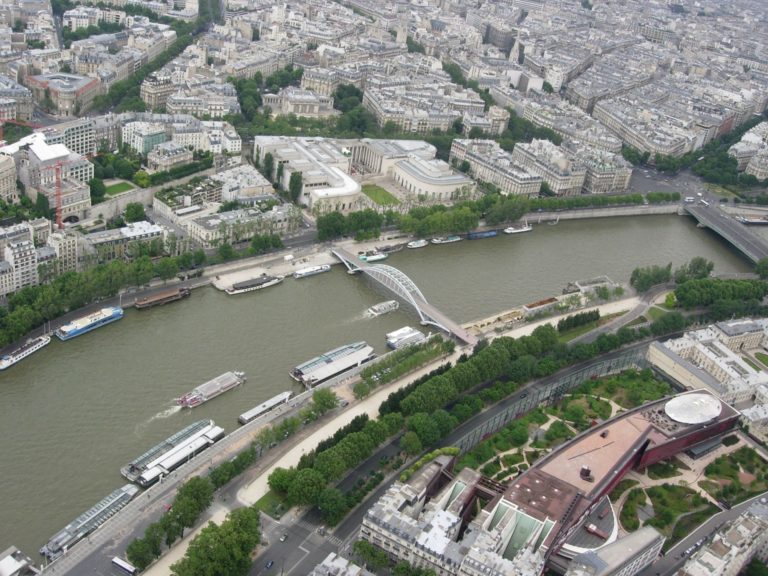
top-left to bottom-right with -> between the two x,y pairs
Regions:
89,178 -> 106,202
542,81 -> 554,93
124,202 -> 146,223
126,538 -> 155,571
217,242 -> 236,260
154,258 -> 179,281
288,468 -> 327,506
756,258 -> 768,280
400,430 -> 423,455
317,211 -> 347,240
133,170 -> 151,187
316,487 -> 348,525
268,467 -> 297,496
262,152 -> 275,181
312,388 -> 338,414
353,540 -> 389,570
289,171 -> 303,203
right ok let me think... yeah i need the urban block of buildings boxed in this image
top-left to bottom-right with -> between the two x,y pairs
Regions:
679,499 -> 768,576
360,389 -> 738,575
649,319 -> 768,443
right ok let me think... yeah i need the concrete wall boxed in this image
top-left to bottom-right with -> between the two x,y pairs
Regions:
529,204 -> 679,223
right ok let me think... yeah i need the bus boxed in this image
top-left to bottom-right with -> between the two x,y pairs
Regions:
112,557 -> 137,575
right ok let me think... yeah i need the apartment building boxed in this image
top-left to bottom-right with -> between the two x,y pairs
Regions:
510,139 -> 586,196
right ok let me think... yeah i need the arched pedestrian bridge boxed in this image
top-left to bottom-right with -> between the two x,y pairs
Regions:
331,247 -> 477,346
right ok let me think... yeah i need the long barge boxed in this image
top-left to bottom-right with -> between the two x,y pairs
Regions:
40,484 -> 139,561
177,371 -> 246,408
123,420 -> 225,487
290,342 -> 375,388
238,391 -> 293,425
135,287 -> 191,309
0,335 -> 51,370
55,307 -> 123,341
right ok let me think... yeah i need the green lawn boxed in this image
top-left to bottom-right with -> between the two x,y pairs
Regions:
755,352 -> 768,368
626,315 -> 648,327
666,505 -> 720,552
253,490 -> 287,519
743,356 -> 762,371
105,181 -> 135,195
646,459 -> 681,480
361,184 -> 400,206
609,478 -> 638,502
646,306 -> 668,321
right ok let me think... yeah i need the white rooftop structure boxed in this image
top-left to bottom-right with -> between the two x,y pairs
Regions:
664,393 -> 722,425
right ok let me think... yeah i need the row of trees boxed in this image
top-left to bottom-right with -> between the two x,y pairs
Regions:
171,506 -> 261,576
126,477 -> 213,570
674,278 -> 768,309
316,209 -> 387,241
62,21 -> 123,47
0,249 -> 206,346
557,309 -> 600,333
317,189 -> 680,241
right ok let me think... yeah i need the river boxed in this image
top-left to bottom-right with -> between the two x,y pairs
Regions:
0,214 -> 752,557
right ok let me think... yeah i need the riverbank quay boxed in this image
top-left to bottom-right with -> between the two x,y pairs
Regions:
136,294 -> 648,576
0,202 -> 702,353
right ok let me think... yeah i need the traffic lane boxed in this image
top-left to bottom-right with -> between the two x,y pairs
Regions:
639,491 -> 768,576
250,521 -> 322,576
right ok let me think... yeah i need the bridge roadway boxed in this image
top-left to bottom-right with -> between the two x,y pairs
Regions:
331,247 -> 478,346
685,203 -> 768,263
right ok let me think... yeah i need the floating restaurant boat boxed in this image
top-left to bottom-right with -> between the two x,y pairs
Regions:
55,307 -> 123,341
291,342 -> 376,387
386,326 -> 427,349
293,264 -> 332,279
0,335 -> 51,370
226,274 -> 283,295
431,236 -> 462,245
358,250 -> 388,262
177,371 -> 246,408
366,300 -> 399,317
135,287 -> 191,309
407,239 -> 429,249
121,419 -> 224,485
40,484 -> 139,560
504,222 -> 533,234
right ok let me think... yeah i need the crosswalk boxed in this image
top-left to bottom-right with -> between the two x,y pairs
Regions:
294,519 -> 343,546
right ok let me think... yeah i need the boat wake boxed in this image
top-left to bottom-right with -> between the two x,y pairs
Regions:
152,405 -> 182,420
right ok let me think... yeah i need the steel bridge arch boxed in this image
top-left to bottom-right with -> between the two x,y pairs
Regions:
363,264 -> 447,331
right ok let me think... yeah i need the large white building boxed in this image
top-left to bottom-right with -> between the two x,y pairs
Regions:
4,240 -> 38,292
253,136 -> 364,214
511,139 -> 586,196
391,157 -> 476,203
449,139 -> 543,197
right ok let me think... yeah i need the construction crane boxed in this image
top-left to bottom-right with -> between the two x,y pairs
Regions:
42,160 -> 67,230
